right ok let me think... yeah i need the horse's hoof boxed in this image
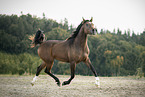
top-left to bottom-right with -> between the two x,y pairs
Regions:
62,82 -> 65,86
95,84 -> 100,88
57,82 -> 61,87
95,81 -> 100,88
62,81 -> 69,86
95,77 -> 100,88
62,81 -> 66,86
31,82 -> 34,86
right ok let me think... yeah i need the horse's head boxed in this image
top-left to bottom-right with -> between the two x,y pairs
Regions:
82,17 -> 97,35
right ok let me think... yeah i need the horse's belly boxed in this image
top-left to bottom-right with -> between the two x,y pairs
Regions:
52,49 -> 69,62
55,56 -> 69,62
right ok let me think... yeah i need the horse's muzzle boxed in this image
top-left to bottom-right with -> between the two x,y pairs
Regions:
92,29 -> 97,35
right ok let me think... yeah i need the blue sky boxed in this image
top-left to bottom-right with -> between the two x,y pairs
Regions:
0,0 -> 145,34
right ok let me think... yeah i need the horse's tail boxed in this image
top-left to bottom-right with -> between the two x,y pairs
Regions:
29,30 -> 45,48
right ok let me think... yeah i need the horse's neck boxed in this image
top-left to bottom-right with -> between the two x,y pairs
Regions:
75,28 -> 88,49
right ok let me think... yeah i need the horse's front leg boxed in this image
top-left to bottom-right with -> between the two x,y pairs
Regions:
84,58 -> 100,87
62,62 -> 76,86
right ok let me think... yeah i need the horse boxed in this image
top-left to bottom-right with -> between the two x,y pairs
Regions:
31,17 -> 100,87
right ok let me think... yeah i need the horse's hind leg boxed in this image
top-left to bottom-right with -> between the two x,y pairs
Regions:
44,61 -> 60,87
31,61 -> 46,86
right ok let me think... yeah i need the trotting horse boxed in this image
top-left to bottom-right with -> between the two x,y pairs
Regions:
31,17 -> 100,87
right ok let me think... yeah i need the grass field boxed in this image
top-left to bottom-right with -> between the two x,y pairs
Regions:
0,75 -> 145,97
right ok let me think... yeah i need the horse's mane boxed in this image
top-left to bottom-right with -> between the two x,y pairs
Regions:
67,20 -> 90,40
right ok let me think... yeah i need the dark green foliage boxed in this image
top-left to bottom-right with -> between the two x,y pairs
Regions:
18,68 -> 25,75
0,14 -> 145,76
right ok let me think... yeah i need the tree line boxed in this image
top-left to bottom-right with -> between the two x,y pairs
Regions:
0,14 -> 145,76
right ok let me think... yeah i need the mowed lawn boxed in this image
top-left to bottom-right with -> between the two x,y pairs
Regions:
0,75 -> 145,97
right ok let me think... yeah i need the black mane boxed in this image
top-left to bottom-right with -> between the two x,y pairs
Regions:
67,20 -> 90,40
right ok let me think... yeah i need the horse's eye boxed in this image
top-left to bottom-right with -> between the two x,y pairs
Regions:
86,24 -> 89,27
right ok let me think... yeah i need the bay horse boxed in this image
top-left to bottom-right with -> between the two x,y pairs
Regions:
31,18 -> 100,87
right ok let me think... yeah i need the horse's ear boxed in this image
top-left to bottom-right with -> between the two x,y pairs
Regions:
82,17 -> 85,23
90,17 -> 93,22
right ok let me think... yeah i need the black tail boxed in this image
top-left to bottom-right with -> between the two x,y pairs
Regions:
33,30 -> 45,46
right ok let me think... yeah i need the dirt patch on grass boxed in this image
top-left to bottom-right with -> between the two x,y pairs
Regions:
0,75 -> 145,97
